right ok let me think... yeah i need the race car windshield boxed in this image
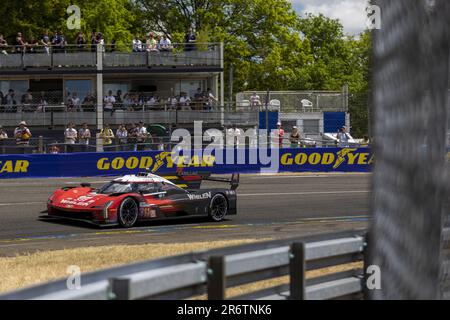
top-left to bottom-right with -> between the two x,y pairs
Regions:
98,182 -> 133,194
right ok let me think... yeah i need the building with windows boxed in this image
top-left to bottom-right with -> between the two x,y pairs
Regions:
0,43 -> 226,131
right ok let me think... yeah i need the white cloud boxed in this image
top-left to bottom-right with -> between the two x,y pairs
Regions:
291,0 -> 369,35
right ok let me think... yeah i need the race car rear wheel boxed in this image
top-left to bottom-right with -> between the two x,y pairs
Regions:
209,194 -> 228,222
118,197 -> 139,228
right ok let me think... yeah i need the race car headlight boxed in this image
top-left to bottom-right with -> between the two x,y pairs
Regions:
103,201 -> 114,220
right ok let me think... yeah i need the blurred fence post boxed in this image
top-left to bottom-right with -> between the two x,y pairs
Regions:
207,255 -> 226,300
38,136 -> 44,153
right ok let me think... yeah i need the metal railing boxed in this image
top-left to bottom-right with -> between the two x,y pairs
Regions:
0,230 -> 367,300
0,106 -> 257,128
236,91 -> 347,113
0,43 -> 221,69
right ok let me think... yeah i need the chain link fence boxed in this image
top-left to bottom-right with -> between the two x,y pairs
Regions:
369,0 -> 450,299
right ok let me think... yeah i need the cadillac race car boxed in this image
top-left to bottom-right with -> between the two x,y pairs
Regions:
44,172 -> 239,227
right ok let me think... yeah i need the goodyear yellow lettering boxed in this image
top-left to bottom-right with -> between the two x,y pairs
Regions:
111,157 -> 125,170
125,157 -> 139,169
358,153 -> 369,165
0,160 -> 30,173
140,157 -> 152,169
281,153 -> 293,165
189,156 -> 200,167
295,153 -> 308,165
347,153 -> 359,165
165,154 -> 174,168
0,161 -> 13,173
368,154 -> 375,165
321,153 -> 335,165
97,158 -> 109,170
202,155 -> 215,167
15,160 -> 29,172
309,153 -> 321,165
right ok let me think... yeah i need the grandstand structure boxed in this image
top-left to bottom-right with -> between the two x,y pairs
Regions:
0,43 -> 225,131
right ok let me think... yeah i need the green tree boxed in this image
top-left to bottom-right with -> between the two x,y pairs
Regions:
0,0 -> 139,46
136,0 -> 311,94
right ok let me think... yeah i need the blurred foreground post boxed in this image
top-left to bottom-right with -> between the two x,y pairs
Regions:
370,0 -> 450,299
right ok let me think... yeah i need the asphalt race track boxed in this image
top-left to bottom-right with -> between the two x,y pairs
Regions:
0,173 -> 371,256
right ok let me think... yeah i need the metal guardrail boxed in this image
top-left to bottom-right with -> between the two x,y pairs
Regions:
0,230 -> 368,300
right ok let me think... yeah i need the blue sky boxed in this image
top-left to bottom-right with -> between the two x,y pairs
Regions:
291,0 -> 368,35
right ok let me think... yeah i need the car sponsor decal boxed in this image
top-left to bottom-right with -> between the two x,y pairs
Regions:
60,195 -> 97,207
187,191 -> 212,200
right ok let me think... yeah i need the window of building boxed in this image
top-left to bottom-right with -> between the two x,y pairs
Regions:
0,80 -> 29,98
65,79 -> 93,102
303,119 -> 320,134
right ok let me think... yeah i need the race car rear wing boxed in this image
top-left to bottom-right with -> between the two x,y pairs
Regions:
163,169 -> 240,190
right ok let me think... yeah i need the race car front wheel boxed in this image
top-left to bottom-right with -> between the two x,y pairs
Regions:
118,197 -> 139,228
209,194 -> 228,222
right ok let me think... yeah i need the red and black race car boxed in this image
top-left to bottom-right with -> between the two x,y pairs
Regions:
44,172 -> 239,227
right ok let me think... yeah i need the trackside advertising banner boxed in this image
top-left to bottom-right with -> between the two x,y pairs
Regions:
0,148 -> 373,179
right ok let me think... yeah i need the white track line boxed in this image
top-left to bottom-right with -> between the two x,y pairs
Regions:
0,201 -> 46,206
239,191 -> 370,197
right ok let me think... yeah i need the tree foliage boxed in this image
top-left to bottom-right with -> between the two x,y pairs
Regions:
0,0 -> 139,46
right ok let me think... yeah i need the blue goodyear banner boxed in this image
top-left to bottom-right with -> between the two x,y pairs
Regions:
0,148 -> 373,179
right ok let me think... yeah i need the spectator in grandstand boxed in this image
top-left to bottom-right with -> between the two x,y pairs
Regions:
146,33 -> 158,52
159,35 -> 173,52
78,123 -> 91,148
5,89 -> 17,112
144,94 -> 157,110
104,90 -> 116,114
64,123 -> 78,153
96,32 -> 105,52
82,92 -> 96,112
250,92 -> 262,110
184,28 -> 196,51
179,92 -> 191,110
206,88 -> 218,111
193,88 -> 203,110
21,89 -> 33,112
136,121 -> 149,151
5,89 -> 16,112
127,123 -> 139,151
276,122 -> 285,148
49,143 -> 60,154
100,124 -> 114,147
0,126 -> 8,146
40,30 -> 51,54
361,135 -> 370,147
0,34 -> 8,55
226,124 -> 243,148
167,95 -> 178,110
15,32 -> 26,54
114,90 -> 124,110
70,92 -> 81,112
14,121 -> 32,145
36,94 -> 48,112
76,32 -> 85,51
132,35 -> 143,52
51,30 -> 66,53
116,124 -> 128,151
289,126 -> 301,148
27,38 -> 38,54
90,30 -> 97,52
337,126 -> 350,147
